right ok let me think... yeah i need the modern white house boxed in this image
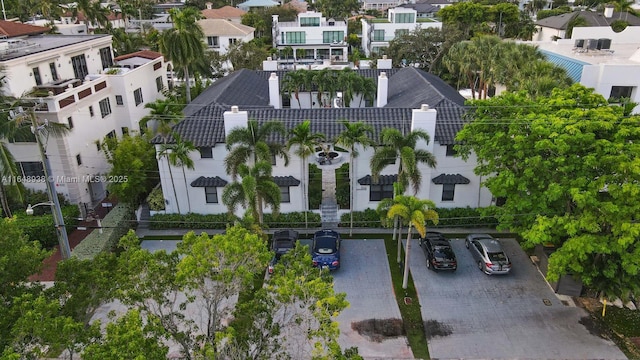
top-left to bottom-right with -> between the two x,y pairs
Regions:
153,58 -> 493,216
272,11 -> 349,65
1,33 -> 170,214
361,7 -> 442,57
534,7 -> 640,42
528,25 -> 640,114
198,19 -> 255,55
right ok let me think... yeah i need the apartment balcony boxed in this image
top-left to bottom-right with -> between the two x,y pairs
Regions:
26,74 -> 109,113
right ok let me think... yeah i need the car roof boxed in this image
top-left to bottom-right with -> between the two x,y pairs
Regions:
314,229 -> 340,238
273,230 -> 299,241
430,238 -> 451,247
476,238 -> 504,252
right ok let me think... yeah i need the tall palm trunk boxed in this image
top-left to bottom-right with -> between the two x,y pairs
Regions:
402,223 -> 413,289
184,66 -> 192,103
167,158 -> 181,214
349,148 -> 355,236
0,185 -> 12,217
182,166 -> 191,213
302,158 -> 308,227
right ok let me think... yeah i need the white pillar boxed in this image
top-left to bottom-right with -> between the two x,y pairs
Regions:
224,106 -> 249,138
269,73 -> 281,109
411,104 -> 437,154
377,72 -> 388,108
263,57 -> 278,71
377,55 -> 392,69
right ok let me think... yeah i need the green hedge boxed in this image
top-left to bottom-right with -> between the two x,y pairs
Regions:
72,204 -> 134,260
335,163 -> 350,209
149,211 -> 321,229
339,207 -> 499,228
309,164 -> 322,210
149,212 -> 238,229
14,206 -> 80,249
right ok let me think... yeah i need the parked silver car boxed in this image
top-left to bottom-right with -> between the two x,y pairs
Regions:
465,234 -> 512,275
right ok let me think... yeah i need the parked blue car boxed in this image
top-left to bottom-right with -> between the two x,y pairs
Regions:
311,229 -> 341,270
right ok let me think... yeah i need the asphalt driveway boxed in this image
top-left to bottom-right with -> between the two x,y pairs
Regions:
331,239 -> 413,359
408,237 -> 626,359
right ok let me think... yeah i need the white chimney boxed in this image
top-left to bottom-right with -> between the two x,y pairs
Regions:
263,56 -> 278,71
411,104 -> 437,154
377,55 -> 392,69
205,2 -> 212,9
224,106 -> 249,138
377,72 -> 388,108
269,73 -> 281,109
604,5 -> 614,18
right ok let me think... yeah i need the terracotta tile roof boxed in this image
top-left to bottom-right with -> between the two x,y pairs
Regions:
114,50 -> 163,61
201,6 -> 246,19
0,20 -> 49,37
198,19 -> 255,36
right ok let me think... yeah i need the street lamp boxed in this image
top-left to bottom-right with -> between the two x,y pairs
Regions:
26,202 -> 54,216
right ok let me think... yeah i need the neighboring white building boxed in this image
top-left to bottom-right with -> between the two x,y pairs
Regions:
198,19 -> 255,55
534,8 -> 640,42
361,7 -> 442,57
529,27 -> 640,114
272,11 -> 348,65
1,34 -> 170,213
153,60 -> 492,216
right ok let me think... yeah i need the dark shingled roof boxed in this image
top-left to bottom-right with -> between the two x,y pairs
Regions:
432,173 -> 470,185
398,2 -> 439,13
535,11 -> 640,30
273,176 -> 301,186
190,176 -> 228,187
358,174 -> 398,185
163,66 -> 468,147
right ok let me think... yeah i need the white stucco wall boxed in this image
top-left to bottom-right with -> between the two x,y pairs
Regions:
535,26 -> 565,42
581,63 -> 640,114
571,26 -> 640,43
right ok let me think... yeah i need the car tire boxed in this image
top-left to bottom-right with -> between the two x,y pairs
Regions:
478,261 -> 484,271
465,240 -> 469,249
426,258 -> 431,269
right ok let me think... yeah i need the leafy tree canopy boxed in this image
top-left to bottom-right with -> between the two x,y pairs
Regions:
456,84 -> 640,300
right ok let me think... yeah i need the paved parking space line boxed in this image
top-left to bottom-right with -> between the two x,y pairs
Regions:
408,238 -> 626,360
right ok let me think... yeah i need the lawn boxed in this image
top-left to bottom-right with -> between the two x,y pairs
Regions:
599,305 -> 640,337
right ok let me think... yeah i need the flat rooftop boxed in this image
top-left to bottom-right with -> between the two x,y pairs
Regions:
529,40 -> 640,65
0,34 -> 110,62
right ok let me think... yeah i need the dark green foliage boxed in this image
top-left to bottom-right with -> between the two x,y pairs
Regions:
611,20 -> 629,32
536,8 -> 571,20
263,212 -> 321,228
71,204 -> 135,260
149,212 -> 238,229
335,163 -> 350,209
149,212 -> 321,229
14,206 -> 80,249
309,164 -> 322,210
340,207 -> 498,228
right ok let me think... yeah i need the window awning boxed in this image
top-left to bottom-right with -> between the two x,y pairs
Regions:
273,176 -> 301,186
432,174 -> 470,185
357,174 -> 397,185
190,176 -> 228,187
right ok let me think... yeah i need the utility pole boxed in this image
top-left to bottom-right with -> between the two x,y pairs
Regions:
21,109 -> 72,259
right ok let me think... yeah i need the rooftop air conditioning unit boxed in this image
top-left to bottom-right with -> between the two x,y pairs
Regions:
586,39 -> 598,50
574,39 -> 585,48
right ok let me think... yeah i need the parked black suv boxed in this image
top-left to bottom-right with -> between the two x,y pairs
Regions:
268,230 -> 299,274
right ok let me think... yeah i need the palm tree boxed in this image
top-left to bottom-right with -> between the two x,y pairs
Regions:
370,128 -> 437,195
281,70 -> 306,108
287,120 -> 325,227
222,161 -> 281,225
358,77 -> 377,107
159,8 -> 204,103
139,98 -> 183,139
167,134 -> 196,213
158,142 -> 181,214
335,121 -> 374,235
386,195 -> 438,289
224,120 -> 289,179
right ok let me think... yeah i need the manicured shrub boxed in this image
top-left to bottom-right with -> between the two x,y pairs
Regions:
149,212 -> 238,229
335,163 -> 350,209
339,208 -> 380,227
308,164 -> 322,210
340,207 -> 498,228
72,204 -> 134,260
263,211 -> 321,228
14,205 -> 80,249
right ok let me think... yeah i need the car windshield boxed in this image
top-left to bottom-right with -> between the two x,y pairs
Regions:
434,246 -> 454,259
488,252 -> 507,262
314,236 -> 337,254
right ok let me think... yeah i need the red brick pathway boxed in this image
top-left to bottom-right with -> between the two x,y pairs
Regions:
29,203 -> 115,282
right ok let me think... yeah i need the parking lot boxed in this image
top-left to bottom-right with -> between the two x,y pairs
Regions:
409,237 -> 627,359
331,239 -> 413,359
